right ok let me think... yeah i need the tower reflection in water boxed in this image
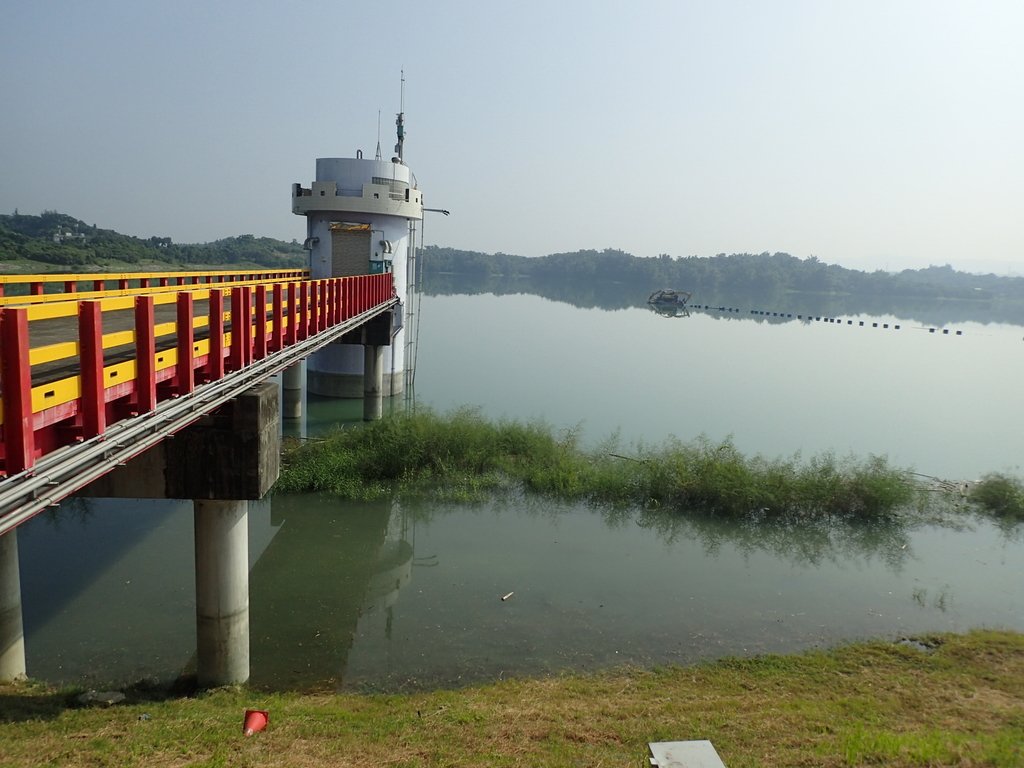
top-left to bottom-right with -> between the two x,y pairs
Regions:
248,495 -> 423,691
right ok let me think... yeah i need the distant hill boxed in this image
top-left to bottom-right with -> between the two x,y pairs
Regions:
0,211 -> 305,271
5,211 -> 1021,314
420,246 -> 1024,304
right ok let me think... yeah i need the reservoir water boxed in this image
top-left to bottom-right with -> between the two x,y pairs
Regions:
16,290 -> 1024,690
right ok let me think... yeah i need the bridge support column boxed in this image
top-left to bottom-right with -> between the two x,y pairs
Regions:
78,381 -> 279,689
363,345 -> 384,421
0,530 -> 26,682
195,499 -> 250,686
282,362 -> 303,420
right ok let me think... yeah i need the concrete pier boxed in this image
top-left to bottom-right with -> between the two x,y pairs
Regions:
0,530 -> 26,682
194,499 -> 250,686
282,363 -> 303,420
363,345 -> 384,421
78,382 -> 279,688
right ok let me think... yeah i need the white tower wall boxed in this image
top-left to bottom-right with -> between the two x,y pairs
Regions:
292,156 -> 423,397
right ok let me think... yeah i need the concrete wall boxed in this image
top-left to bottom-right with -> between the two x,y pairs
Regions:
79,382 -> 280,501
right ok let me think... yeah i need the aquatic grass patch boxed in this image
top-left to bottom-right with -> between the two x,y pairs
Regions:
969,473 -> 1024,521
277,410 -> 922,519
1,631 -> 1022,767
526,435 -> 917,518
277,410 -> 586,503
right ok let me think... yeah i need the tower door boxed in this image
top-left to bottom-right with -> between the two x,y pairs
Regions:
330,224 -> 371,276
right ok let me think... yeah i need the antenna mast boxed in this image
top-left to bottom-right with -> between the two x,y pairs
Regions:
394,69 -> 405,162
375,110 -> 382,160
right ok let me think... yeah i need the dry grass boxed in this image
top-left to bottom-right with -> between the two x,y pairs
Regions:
1,630 -> 1022,767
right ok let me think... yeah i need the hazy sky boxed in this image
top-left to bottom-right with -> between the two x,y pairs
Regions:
2,1 -> 1021,273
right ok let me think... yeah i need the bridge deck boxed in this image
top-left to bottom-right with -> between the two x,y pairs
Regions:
0,269 -> 396,532
22,297 -> 216,385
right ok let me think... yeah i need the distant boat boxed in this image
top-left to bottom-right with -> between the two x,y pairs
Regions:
647,289 -> 691,307
646,289 -> 692,318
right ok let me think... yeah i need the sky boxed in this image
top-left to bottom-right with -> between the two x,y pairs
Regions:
2,1 -> 1022,274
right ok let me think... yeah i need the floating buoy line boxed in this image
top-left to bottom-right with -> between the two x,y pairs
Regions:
680,304 -> 966,336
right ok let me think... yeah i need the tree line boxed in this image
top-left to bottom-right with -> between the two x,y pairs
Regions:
420,246 -> 1024,303
0,211 -> 304,269
5,211 -> 1021,310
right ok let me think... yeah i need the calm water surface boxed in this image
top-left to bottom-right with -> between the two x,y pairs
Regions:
16,292 -> 1024,690
416,294 -> 1023,479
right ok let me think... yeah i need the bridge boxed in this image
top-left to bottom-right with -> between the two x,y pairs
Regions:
0,268 -> 401,686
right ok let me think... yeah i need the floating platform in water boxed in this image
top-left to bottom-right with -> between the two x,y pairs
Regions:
647,289 -> 692,307
647,289 -> 692,318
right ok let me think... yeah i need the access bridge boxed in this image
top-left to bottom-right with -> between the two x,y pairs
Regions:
0,268 -> 401,685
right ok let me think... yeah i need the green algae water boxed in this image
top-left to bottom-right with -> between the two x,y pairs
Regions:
18,492 -> 1023,691
16,293 -> 1024,690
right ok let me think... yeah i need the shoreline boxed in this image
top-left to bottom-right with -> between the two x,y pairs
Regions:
2,629 -> 1021,766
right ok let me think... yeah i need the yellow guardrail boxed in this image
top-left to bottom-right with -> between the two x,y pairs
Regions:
0,272 -> 394,474
20,277 -> 307,318
0,268 -> 307,284
24,329 -> 232,422
5,288 -> 283,424
0,268 -> 309,305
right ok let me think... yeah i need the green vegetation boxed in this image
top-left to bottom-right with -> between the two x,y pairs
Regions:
278,409 -> 919,519
423,245 -> 1024,302
421,245 -> 1024,325
0,211 -> 304,270
6,208 -> 1021,316
1,630 -> 1021,766
970,473 -> 1024,521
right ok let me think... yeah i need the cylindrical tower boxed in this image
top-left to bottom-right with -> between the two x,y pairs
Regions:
292,154 -> 423,397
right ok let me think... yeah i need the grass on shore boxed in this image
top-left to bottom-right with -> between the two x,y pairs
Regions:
1,630 -> 1021,767
277,409 -> 922,519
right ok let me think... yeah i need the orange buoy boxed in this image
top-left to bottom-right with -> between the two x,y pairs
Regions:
243,709 -> 269,736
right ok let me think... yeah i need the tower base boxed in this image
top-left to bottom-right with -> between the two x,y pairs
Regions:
307,369 -> 404,399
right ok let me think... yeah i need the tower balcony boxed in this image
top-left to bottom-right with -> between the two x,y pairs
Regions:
292,180 -> 423,220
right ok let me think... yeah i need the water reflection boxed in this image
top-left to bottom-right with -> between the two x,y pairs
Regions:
608,506 -> 915,571
18,497 -> 202,687
647,304 -> 691,319
424,272 -> 1024,327
247,495 -> 392,689
417,293 -> 1023,480
16,485 -> 1023,692
15,279 -> 1023,692
242,492 -> 1022,691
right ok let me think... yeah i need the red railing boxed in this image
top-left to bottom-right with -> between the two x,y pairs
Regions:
0,273 -> 394,476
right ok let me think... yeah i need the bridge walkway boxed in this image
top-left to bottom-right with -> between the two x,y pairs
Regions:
0,268 -> 396,532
